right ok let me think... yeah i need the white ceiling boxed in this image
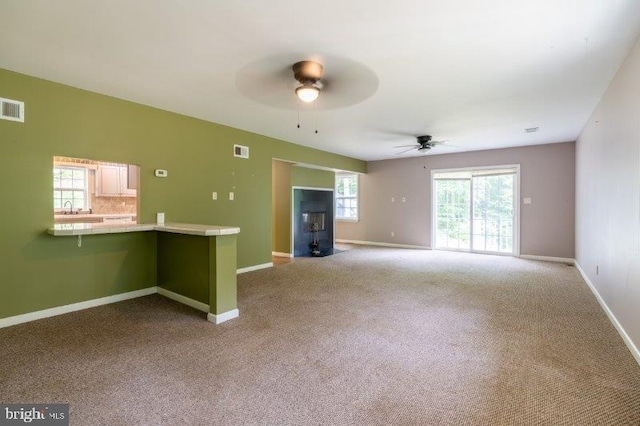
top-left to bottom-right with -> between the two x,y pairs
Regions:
1,1 -> 640,161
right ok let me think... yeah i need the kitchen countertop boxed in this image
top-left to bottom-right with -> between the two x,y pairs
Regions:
54,213 -> 136,219
47,222 -> 241,236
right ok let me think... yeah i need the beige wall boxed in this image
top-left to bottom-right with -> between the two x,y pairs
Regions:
337,142 -> 575,258
575,35 -> 640,354
272,160 -> 291,254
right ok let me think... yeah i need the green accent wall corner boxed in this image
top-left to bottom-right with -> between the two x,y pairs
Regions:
0,68 -> 365,319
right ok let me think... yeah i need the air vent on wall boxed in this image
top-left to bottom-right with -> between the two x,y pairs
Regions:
234,144 -> 249,159
0,97 -> 25,122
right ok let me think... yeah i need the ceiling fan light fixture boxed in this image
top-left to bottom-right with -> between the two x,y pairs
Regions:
295,83 -> 320,103
293,60 -> 324,103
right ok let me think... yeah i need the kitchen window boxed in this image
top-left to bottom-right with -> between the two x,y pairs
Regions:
53,166 -> 88,211
336,172 -> 358,221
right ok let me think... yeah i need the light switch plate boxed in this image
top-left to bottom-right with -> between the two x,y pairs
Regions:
523,197 -> 532,204
212,192 -> 217,200
229,192 -> 234,201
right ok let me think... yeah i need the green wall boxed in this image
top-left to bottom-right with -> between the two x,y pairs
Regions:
290,165 -> 335,189
0,68 -> 366,319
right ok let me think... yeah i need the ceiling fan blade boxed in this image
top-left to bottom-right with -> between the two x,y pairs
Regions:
432,140 -> 458,148
396,147 -> 417,155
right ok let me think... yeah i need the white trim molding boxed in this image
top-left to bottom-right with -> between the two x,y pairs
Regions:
0,286 -> 243,329
207,309 -> 239,324
272,251 -> 293,258
291,186 -> 334,192
237,262 -> 273,274
336,239 -> 430,250
575,262 -> 640,366
0,286 -> 156,329
519,254 -> 575,264
157,287 -> 209,313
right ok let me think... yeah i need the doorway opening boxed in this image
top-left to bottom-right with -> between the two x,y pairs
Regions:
432,165 -> 519,255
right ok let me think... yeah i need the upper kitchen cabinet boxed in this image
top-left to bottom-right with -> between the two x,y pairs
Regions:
127,164 -> 139,190
96,164 -> 138,197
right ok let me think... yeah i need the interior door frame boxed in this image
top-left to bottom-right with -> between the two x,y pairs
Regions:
430,164 -> 521,256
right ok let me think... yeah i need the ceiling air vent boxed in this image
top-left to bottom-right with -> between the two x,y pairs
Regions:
0,97 -> 25,122
234,144 -> 249,159
524,127 -> 539,133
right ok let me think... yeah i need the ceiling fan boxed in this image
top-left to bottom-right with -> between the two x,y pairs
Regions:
235,53 -> 378,110
395,135 -> 452,154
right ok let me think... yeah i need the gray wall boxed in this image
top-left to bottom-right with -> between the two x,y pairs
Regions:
337,142 -> 575,258
575,35 -> 640,352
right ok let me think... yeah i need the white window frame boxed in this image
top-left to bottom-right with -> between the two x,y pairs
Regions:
431,164 -> 520,256
335,172 -> 359,222
53,166 -> 90,212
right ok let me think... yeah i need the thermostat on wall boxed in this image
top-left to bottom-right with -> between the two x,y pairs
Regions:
155,169 -> 168,178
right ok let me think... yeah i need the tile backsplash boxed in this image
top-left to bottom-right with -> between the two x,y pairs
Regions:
91,194 -> 137,214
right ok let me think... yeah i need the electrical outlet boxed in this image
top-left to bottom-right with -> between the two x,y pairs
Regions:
391,197 -> 395,202
229,192 -> 234,201
212,192 -> 217,200
391,231 -> 395,237
402,197 -> 406,203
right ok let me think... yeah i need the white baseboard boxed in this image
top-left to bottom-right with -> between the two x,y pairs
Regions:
575,261 -> 640,366
0,287 -> 157,329
272,251 -> 293,258
519,254 -> 575,264
237,262 -> 273,274
207,309 -> 239,324
336,239 -> 430,250
0,285 -> 243,329
157,287 -> 209,313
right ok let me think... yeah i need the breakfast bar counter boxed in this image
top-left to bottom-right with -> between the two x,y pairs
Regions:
47,222 -> 241,324
47,222 -> 240,236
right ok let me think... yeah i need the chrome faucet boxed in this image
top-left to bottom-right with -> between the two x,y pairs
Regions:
63,201 -> 73,214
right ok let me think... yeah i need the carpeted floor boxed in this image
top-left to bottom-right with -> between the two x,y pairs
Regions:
1,247 -> 639,425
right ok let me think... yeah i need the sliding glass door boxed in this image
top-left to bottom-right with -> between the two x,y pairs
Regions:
434,176 -> 471,250
433,166 -> 518,255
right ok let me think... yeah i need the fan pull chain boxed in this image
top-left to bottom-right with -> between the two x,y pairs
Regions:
297,105 -> 300,129
314,99 -> 318,134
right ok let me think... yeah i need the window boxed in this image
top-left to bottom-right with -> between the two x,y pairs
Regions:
433,166 -> 518,254
336,172 -> 358,221
53,166 -> 88,211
